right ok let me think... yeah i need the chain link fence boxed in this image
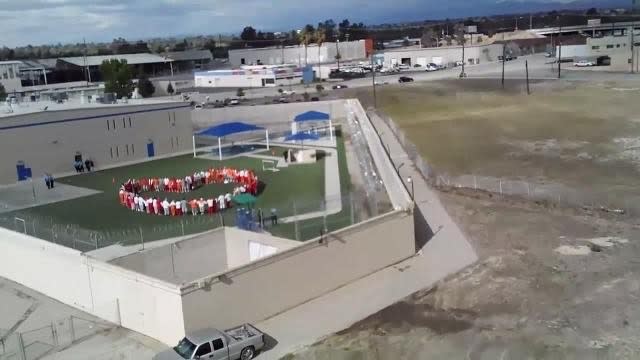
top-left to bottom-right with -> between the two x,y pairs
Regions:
369,108 -> 638,218
0,190 -> 388,252
0,316 -> 111,360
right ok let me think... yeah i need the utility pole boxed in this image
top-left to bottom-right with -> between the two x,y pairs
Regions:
631,24 -> 635,74
371,52 -> 377,108
460,39 -> 466,78
281,40 -> 285,65
502,42 -> 506,88
526,60 -> 530,95
557,19 -> 562,79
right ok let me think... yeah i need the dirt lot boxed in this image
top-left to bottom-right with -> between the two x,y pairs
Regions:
346,79 -> 640,209
291,189 -> 640,359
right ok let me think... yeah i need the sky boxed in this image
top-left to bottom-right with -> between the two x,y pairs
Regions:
0,0 -> 622,47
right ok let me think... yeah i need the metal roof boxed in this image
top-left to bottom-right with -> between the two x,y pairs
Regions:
186,328 -> 224,344
166,50 -> 213,62
0,61 -> 23,65
196,122 -> 264,137
59,53 -> 172,67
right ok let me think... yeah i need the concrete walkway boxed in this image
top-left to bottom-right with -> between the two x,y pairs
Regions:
0,181 -> 100,214
254,101 -> 478,359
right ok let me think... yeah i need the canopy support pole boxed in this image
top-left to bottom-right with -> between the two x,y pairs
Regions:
266,129 -> 270,150
192,135 -> 196,157
329,119 -> 334,143
218,137 -> 222,160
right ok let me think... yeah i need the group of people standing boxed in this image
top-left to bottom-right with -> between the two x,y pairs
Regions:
117,167 -> 259,217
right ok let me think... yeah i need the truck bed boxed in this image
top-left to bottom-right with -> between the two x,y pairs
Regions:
225,324 -> 262,342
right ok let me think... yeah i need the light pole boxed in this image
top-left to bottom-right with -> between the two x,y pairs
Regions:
371,52 -> 377,108
407,176 -> 415,201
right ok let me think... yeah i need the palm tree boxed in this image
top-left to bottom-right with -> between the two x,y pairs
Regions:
315,28 -> 326,80
298,28 -> 314,66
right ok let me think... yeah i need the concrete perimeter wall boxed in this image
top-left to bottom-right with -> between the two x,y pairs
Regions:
179,209 -> 415,333
0,227 -> 185,345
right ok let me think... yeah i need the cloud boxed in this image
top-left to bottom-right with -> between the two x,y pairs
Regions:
0,0 -> 613,47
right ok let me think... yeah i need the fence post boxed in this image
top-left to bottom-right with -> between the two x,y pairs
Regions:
51,321 -> 59,346
70,315 -> 76,343
139,227 -> 144,250
293,201 -> 299,241
499,180 -> 503,195
350,192 -> 355,224
181,220 -> 185,236
17,333 -> 26,360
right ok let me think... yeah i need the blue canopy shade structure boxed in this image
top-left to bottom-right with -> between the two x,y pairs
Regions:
292,111 -> 333,142
192,121 -> 269,160
294,111 -> 330,122
196,122 -> 264,137
285,132 -> 319,148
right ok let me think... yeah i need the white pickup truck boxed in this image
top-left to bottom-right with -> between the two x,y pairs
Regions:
154,325 -> 265,360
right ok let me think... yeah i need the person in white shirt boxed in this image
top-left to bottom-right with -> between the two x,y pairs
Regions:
175,199 -> 182,215
207,198 -> 214,214
146,198 -> 152,214
162,198 -> 170,216
198,198 -> 206,215
133,195 -> 139,211
217,194 -> 225,210
163,177 -> 170,191
225,193 -> 232,209
138,196 -> 146,212
185,176 -> 192,192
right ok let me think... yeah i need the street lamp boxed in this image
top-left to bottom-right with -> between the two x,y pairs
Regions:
407,176 -> 415,201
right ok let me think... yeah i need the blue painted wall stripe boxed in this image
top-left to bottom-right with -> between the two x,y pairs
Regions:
0,103 -> 191,132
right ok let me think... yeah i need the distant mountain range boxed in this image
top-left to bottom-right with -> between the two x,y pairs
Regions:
364,0 -> 632,25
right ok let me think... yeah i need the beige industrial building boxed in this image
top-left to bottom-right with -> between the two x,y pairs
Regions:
0,61 -> 23,94
377,43 -> 503,68
229,40 -> 368,66
0,100 -> 193,184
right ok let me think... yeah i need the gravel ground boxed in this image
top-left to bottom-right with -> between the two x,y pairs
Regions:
290,188 -> 640,360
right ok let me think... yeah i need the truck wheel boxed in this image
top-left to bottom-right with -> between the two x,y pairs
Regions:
240,346 -> 255,360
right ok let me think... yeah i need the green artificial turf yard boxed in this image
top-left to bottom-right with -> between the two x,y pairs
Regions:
8,132 -> 352,246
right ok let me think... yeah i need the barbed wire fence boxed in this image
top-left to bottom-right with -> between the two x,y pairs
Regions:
369,108 -> 639,218
0,189 -> 385,252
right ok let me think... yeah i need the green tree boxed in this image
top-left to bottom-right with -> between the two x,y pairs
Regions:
298,25 -> 315,65
137,75 -> 155,98
315,84 -> 324,93
302,92 -> 310,101
100,59 -> 134,99
167,82 -> 175,96
278,88 -> 284,94
236,88 -> 245,98
0,83 -> 6,101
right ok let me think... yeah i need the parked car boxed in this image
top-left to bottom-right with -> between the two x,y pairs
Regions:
228,99 -> 240,106
574,59 -> 596,67
281,90 -> 296,95
278,97 -> 289,103
332,84 -> 348,89
194,104 -> 203,110
454,61 -> 464,67
413,64 -> 422,68
311,97 -> 320,101
374,80 -> 389,86
425,63 -> 438,72
153,325 -> 265,360
545,52 -> 555,58
398,76 -> 414,83
397,64 -> 410,70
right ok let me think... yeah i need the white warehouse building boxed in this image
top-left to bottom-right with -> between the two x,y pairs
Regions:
377,44 -> 503,68
229,40 -> 368,66
194,64 -> 304,88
